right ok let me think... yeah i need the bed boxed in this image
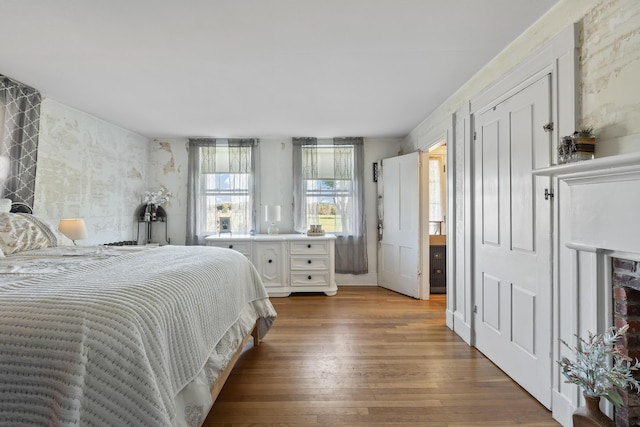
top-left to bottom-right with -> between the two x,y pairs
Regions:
0,210 -> 277,426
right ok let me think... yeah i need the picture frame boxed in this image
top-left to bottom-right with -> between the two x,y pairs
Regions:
219,217 -> 231,235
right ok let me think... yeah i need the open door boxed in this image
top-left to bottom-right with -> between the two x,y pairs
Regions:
377,152 -> 425,299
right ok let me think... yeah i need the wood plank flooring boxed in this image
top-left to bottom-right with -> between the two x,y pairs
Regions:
204,286 -> 559,426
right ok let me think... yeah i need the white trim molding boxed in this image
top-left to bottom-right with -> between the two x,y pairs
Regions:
535,148 -> 640,425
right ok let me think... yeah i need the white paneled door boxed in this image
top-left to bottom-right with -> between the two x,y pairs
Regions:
474,75 -> 552,408
378,152 -> 421,299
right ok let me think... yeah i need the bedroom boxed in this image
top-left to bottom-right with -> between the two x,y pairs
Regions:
1,0 -> 640,425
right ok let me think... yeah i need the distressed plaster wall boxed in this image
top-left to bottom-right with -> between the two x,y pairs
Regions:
34,98 -> 150,245
148,137 -> 402,285
580,0 -> 640,156
146,138 -> 188,246
403,0 -> 640,155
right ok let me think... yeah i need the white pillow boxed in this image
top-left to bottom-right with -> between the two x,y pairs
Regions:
0,199 -> 11,213
0,213 -> 51,255
0,213 -> 74,255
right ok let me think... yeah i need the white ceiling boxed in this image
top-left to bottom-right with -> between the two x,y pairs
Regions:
0,0 -> 558,139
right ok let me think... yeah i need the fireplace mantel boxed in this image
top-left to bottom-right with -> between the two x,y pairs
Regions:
538,151 -> 640,425
534,151 -> 640,256
533,151 -> 640,182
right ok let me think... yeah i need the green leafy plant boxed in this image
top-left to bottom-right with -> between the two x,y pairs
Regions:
578,126 -> 595,137
559,325 -> 640,407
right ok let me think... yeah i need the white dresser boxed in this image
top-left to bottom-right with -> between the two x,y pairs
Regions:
204,234 -> 337,297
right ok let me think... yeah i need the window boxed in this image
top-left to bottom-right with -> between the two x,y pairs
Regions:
293,137 -> 367,274
187,139 -> 256,244
428,156 -> 444,234
302,145 -> 354,233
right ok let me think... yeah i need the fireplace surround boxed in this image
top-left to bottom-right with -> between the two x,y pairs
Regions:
613,258 -> 640,427
535,150 -> 640,425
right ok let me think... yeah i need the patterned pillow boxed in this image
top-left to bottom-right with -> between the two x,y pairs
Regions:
0,213 -> 57,255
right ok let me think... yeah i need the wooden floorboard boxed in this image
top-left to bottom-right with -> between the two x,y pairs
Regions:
203,286 -> 559,426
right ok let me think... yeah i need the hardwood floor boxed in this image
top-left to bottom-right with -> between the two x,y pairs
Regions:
204,286 -> 559,426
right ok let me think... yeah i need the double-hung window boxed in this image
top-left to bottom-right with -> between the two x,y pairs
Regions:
187,138 -> 257,244
293,137 -> 367,274
302,144 -> 354,233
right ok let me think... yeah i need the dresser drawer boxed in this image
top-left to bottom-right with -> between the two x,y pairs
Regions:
290,255 -> 330,271
206,241 -> 252,258
290,240 -> 329,255
291,272 -> 330,287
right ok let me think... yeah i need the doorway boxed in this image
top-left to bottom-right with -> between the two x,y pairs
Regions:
426,143 -> 447,295
376,139 -> 448,300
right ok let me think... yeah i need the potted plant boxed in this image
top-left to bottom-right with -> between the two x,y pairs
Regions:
568,126 -> 596,161
575,126 -> 596,142
559,325 -> 640,426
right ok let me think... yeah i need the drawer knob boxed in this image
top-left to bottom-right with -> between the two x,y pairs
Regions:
307,244 -> 311,248
229,244 -> 233,249
268,259 -> 273,263
308,260 -> 312,264
308,275 -> 312,280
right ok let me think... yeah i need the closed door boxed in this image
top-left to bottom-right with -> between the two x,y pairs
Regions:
378,152 -> 421,298
474,74 -> 552,408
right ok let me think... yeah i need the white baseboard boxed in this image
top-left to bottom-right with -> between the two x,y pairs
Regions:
453,312 -> 472,345
446,309 -> 454,330
336,282 -> 378,287
552,390 -> 574,426
335,273 -> 377,286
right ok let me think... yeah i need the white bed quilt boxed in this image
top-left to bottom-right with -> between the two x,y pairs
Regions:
0,245 -> 276,426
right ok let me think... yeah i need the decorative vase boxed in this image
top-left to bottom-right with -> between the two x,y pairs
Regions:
573,394 -> 615,427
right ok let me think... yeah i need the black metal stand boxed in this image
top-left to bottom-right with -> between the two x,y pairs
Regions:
136,204 -> 170,244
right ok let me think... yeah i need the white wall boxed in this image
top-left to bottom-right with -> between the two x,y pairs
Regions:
149,137 -> 402,285
34,98 -> 150,245
403,0 -> 640,157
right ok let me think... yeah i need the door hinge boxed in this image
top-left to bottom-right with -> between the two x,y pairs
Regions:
543,122 -> 554,132
473,305 -> 478,314
473,131 -> 477,141
544,188 -> 554,200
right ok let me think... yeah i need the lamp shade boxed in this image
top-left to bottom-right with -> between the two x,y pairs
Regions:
58,218 -> 88,241
265,205 -> 281,222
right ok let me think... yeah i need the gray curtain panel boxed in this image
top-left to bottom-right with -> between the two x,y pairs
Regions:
0,75 -> 41,208
186,138 -> 257,245
333,137 -> 367,274
292,136 -> 367,274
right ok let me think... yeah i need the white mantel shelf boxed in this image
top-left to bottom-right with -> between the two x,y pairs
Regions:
533,151 -> 640,183
539,150 -> 640,258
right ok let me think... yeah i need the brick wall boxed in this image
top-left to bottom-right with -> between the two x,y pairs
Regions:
613,258 -> 640,427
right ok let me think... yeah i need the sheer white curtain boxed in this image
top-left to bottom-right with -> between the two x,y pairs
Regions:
187,138 -> 256,245
293,137 -> 367,274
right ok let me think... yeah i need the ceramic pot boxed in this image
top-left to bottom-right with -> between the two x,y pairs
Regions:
573,394 -> 615,427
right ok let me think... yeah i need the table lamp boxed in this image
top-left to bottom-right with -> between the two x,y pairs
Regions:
58,218 -> 88,245
265,205 -> 281,235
